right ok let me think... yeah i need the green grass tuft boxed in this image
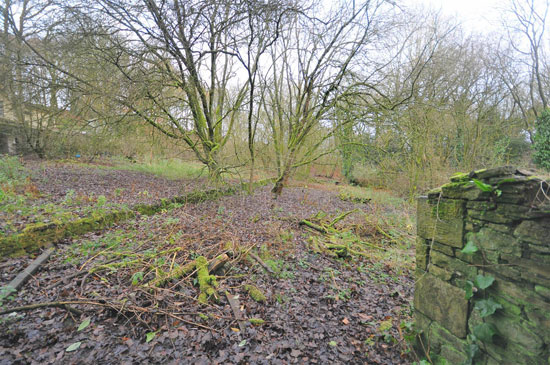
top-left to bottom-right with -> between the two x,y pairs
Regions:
114,158 -> 206,180
338,185 -> 405,209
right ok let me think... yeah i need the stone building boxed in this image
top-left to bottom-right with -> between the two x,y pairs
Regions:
0,92 -> 52,156
0,94 -> 22,155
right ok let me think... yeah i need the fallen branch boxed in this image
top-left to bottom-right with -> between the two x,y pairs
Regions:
45,256 -> 122,291
248,252 -> 274,274
225,291 -> 246,332
328,209 -> 358,228
299,219 -> 332,234
149,260 -> 196,287
0,300 -> 98,316
0,299 -> 216,331
7,247 -> 55,291
208,254 -> 230,274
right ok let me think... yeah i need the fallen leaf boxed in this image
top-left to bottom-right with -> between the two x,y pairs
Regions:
146,332 -> 156,343
342,318 -> 350,325
290,349 -> 302,357
66,342 -> 82,352
77,318 -> 91,332
358,313 -> 373,321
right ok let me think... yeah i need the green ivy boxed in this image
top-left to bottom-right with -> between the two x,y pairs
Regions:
460,241 -> 478,255
474,299 -> 503,318
470,178 -> 502,197
474,274 -> 495,290
460,241 -> 501,365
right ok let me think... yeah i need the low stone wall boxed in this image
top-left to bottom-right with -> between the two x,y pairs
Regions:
415,166 -> 550,364
1,179 -> 274,258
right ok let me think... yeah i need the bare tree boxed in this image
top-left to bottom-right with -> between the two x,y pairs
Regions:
261,0 -> 393,196
64,0 -> 292,181
499,0 -> 550,141
231,2 -> 293,192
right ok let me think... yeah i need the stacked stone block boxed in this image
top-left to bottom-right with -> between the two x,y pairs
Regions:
415,166 -> 550,364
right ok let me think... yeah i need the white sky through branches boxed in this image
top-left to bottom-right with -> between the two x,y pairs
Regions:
403,0 -> 503,34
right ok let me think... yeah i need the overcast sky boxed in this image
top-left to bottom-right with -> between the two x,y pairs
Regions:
402,0 -> 504,34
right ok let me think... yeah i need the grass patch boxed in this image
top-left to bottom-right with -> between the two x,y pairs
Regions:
338,185 -> 405,209
113,158 -> 205,180
338,184 -> 415,248
0,156 -> 27,187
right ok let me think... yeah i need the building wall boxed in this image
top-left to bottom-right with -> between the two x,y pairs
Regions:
0,94 -> 52,155
0,95 -> 17,122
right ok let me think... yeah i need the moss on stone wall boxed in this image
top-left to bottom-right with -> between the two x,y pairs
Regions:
415,166 -> 550,364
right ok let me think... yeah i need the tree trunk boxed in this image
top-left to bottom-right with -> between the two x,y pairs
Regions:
248,155 -> 255,194
271,166 -> 291,197
207,159 -> 223,184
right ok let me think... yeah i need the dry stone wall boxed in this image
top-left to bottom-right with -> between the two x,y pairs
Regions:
415,166 -> 550,364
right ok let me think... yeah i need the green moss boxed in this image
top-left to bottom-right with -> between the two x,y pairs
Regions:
248,318 -> 265,325
450,172 -> 469,182
534,285 -> 550,300
496,178 -> 520,185
22,222 -> 56,233
429,198 -> 464,219
52,212 -> 78,225
135,204 -> 160,215
527,175 -> 546,181
196,256 -> 218,304
150,260 -> 196,287
427,187 -> 442,195
222,240 -> 234,251
492,295 -> 522,316
1,209 -> 135,258
1,182 -> 250,258
440,181 -> 472,191
245,284 -> 266,302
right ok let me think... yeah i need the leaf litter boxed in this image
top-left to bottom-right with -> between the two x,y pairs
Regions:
1,180 -> 416,364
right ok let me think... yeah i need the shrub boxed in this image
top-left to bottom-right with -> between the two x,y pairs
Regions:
533,109 -> 550,170
0,156 -> 27,186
